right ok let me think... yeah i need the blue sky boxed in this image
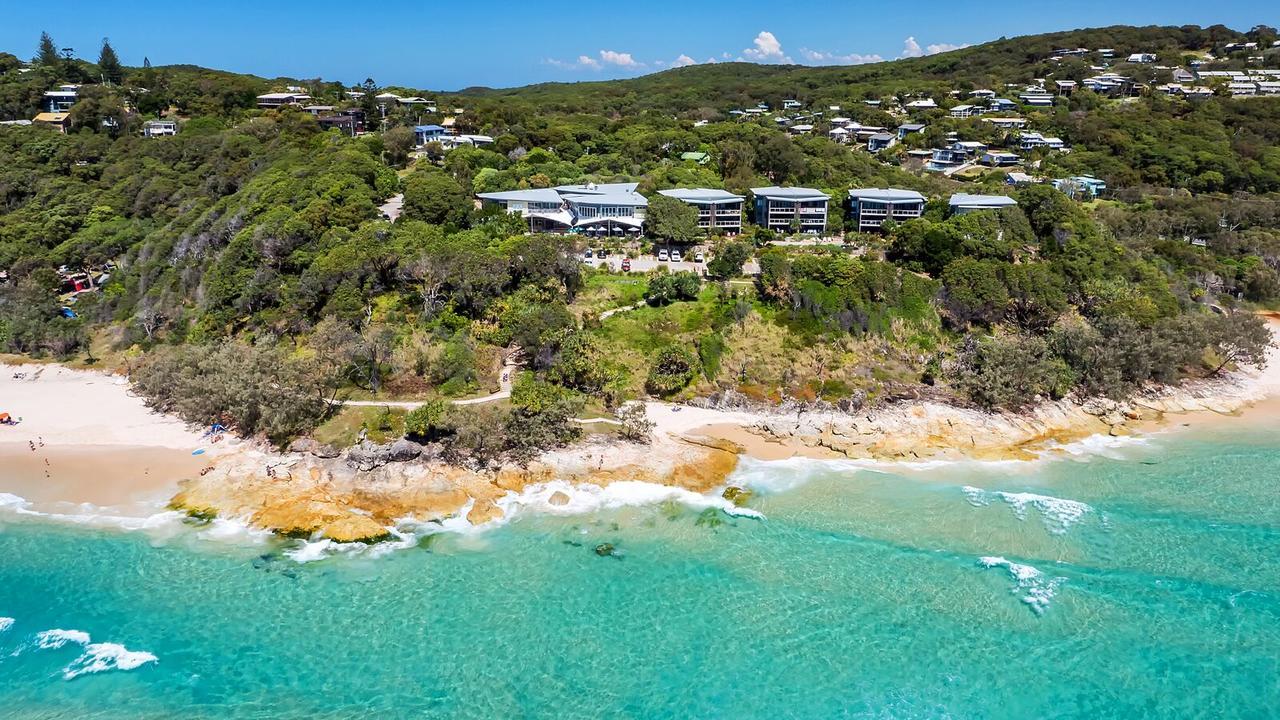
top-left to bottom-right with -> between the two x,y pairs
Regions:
1,0 -> 1272,90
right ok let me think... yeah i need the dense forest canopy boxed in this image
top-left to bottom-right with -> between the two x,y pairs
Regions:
0,23 -> 1276,455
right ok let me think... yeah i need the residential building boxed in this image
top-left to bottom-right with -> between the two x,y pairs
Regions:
477,182 -> 648,236
414,124 -> 446,145
1053,175 -> 1107,198
1229,82 -> 1258,97
1017,132 -> 1065,151
867,133 -> 896,152
1127,53 -> 1157,63
302,105 -> 334,116
981,150 -> 1021,167
142,119 -> 177,137
1172,68 -> 1197,83
256,92 -> 310,108
897,123 -> 926,139
989,98 -> 1017,112
1019,92 -> 1055,106
434,134 -> 494,150
847,189 -> 926,232
751,187 -> 830,234
783,99 -> 802,109
828,127 -> 850,143
43,87 -> 78,112
983,117 -> 1028,129
1258,82 -> 1280,96
1054,80 -> 1077,94
904,98 -> 938,111
927,141 -> 985,172
1005,172 -> 1038,186
969,89 -> 997,99
680,151 -> 710,165
950,104 -> 978,118
658,188 -> 745,235
317,115 -> 360,137
949,193 -> 1018,215
31,112 -> 70,133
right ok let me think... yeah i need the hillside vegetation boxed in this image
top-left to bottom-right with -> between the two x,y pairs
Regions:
0,24 -> 1276,459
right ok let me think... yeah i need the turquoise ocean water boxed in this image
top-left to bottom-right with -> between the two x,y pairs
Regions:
1,427 -> 1278,718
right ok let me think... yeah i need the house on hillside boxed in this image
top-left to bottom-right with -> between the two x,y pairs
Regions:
1005,171 -> 1038,186
1172,68 -> 1196,84
1054,80 -> 1077,95
983,117 -> 1027,129
949,193 -> 1018,215
32,112 -> 70,133
1053,175 -> 1107,198
980,150 -> 1021,167
658,188 -> 745,235
477,182 -> 648,236
989,98 -> 1017,112
867,133 -> 896,152
43,86 -> 78,112
969,89 -> 997,99
905,98 -> 938,111
950,104 -> 979,118
680,151 -> 710,165
1017,132 -> 1065,151
1018,91 -> 1054,106
1127,53 -> 1156,63
256,92 -> 310,108
414,124 -> 446,145
897,123 -> 926,139
318,115 -> 360,137
828,127 -> 850,143
783,99 -> 802,109
142,119 -> 177,137
751,187 -> 830,234
1229,82 -> 1259,97
847,189 -> 926,232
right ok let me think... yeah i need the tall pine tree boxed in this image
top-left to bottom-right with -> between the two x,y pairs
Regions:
98,38 -> 123,84
37,31 -> 58,67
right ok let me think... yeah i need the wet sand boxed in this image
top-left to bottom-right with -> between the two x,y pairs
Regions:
0,443 -> 210,510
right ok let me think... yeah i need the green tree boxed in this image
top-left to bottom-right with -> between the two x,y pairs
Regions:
404,399 -> 447,440
97,38 -> 123,85
940,258 -> 1009,327
647,194 -> 700,244
646,346 -> 698,396
383,126 -> 416,167
36,31 -> 58,67
707,240 -> 752,279
402,169 -> 470,226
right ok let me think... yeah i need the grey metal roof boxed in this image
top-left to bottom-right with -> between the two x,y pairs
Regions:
848,188 -> 926,203
658,188 -> 744,204
949,193 -> 1018,208
751,186 -> 830,201
476,189 -> 564,204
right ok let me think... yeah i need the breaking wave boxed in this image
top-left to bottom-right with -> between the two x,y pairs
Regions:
978,556 -> 1066,615
964,486 -> 1094,534
22,624 -> 158,680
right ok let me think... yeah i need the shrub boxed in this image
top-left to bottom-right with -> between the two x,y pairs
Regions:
646,346 -> 698,396
404,399 -> 447,440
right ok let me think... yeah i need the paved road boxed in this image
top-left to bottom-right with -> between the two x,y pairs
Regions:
379,194 -> 404,221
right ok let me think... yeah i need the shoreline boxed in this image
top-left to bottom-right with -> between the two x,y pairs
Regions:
3,318 -> 1278,544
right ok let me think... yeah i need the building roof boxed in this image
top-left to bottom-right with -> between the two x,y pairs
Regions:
848,188 -> 926,203
751,187 -> 830,201
32,112 -> 69,123
414,124 -> 446,132
898,123 -> 927,131
868,133 -> 895,141
476,189 -> 564,204
561,191 -> 648,207
949,193 -> 1018,209
658,188 -> 744,204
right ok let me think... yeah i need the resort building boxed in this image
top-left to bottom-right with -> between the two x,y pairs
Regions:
949,193 -> 1018,215
751,187 -> 830,234
847,189 -> 927,232
657,188 -> 745,235
477,182 -> 648,236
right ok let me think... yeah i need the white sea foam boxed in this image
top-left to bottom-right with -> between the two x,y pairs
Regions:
964,486 -> 1093,534
0,617 -> 14,633
62,643 -> 158,680
978,556 -> 1065,615
283,479 -> 765,563
1039,432 -> 1150,461
35,629 -> 91,649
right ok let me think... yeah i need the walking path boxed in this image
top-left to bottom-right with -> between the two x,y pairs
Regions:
378,194 -> 404,221
338,349 -> 521,408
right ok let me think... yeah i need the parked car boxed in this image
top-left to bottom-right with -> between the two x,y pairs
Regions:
583,248 -> 594,259
621,258 -> 631,272
657,249 -> 669,262
694,252 -> 705,263
597,247 -> 610,258
671,250 -> 683,263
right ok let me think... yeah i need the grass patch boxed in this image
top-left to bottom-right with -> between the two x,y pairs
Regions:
313,405 -> 407,447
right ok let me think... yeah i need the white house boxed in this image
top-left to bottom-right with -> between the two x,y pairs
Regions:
658,188 -> 745,235
905,98 -> 938,111
950,104 -> 979,118
142,119 -> 177,137
751,187 -> 830,234
1127,53 -> 1157,63
256,92 -> 311,108
847,189 -> 926,232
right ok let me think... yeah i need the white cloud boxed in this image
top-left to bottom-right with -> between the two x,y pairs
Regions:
672,54 -> 697,68
798,48 -> 884,66
546,50 -> 648,72
600,50 -> 641,68
900,36 -> 969,58
743,31 -> 791,63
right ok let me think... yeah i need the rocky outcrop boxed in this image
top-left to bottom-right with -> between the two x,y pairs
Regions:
345,439 -> 429,471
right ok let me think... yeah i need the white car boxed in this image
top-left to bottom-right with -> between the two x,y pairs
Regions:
671,250 -> 683,263
657,249 -> 669,262
694,252 -> 705,263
